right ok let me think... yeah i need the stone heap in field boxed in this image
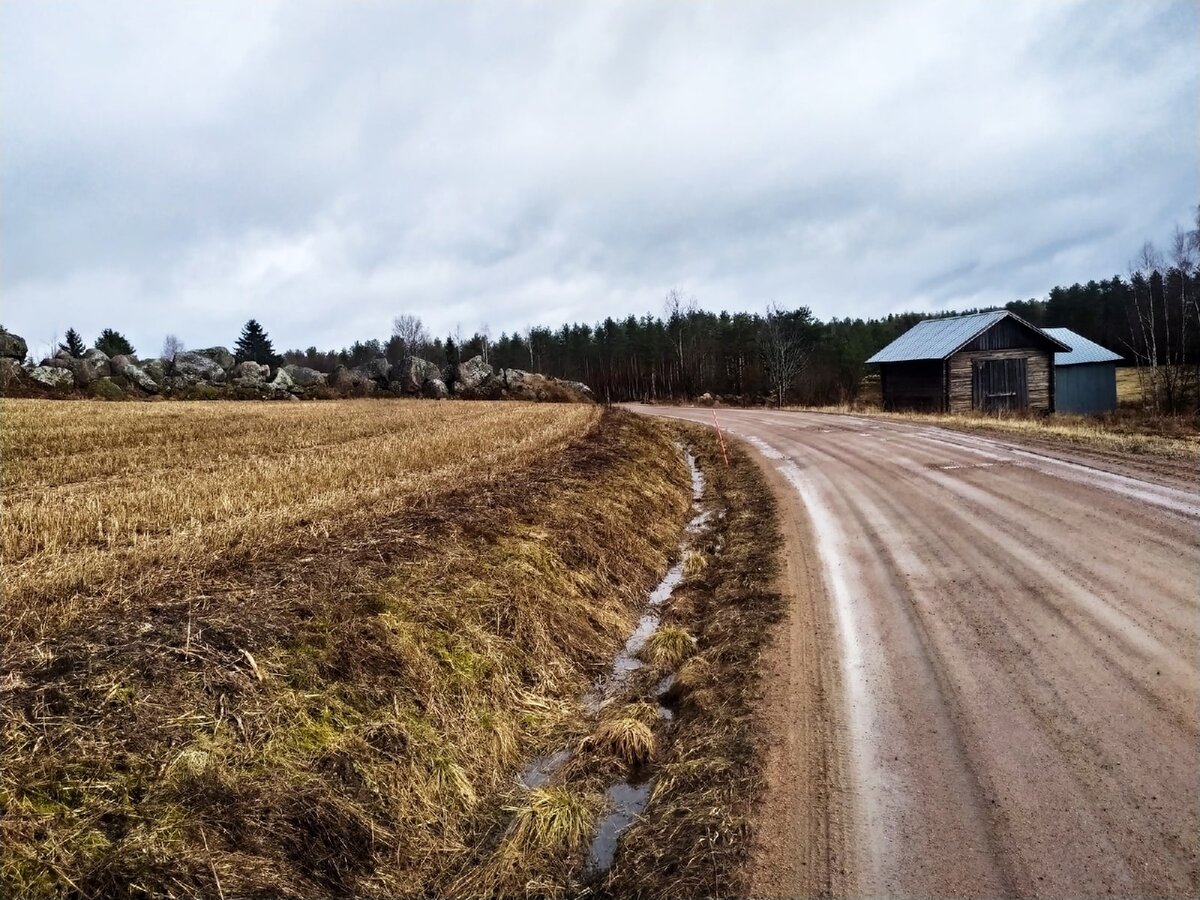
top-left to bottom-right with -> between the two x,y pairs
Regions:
0,330 -> 593,404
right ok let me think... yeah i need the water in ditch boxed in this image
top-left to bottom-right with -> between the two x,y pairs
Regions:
515,446 -> 709,876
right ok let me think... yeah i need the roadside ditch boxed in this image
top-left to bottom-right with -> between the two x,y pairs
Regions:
455,424 -> 784,897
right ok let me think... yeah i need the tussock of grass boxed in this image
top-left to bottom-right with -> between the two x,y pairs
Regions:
641,625 -> 697,669
453,787 -> 600,898
589,704 -> 659,766
506,787 -> 598,856
674,654 -> 713,691
0,407 -> 693,898
682,549 -> 708,578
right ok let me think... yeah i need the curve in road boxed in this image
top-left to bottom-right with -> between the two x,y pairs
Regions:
630,405 -> 1199,898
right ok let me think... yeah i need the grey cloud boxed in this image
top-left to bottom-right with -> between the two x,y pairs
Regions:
1,0 -> 1196,357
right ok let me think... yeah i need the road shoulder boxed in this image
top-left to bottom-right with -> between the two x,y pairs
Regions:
740,439 -> 856,899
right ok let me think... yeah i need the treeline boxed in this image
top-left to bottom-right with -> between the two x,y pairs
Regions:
279,207 -> 1199,409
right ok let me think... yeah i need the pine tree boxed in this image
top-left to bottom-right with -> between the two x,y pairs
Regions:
95,328 -> 135,357
234,319 -> 278,365
60,328 -> 86,358
444,337 -> 460,390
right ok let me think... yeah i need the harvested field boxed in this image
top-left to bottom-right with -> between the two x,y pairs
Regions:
1,401 -> 707,897
2,399 -> 596,646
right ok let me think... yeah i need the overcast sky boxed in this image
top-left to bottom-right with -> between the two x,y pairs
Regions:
3,1 -> 1197,357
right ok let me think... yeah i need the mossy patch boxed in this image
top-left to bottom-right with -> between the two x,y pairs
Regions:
88,377 -> 128,401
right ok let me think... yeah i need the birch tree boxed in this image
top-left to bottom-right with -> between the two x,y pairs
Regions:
391,314 -> 430,358
761,303 -> 813,407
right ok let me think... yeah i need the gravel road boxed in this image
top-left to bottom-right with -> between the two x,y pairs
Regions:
629,405 -> 1199,898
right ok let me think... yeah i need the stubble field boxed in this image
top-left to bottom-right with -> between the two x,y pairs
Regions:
2,399 -> 597,647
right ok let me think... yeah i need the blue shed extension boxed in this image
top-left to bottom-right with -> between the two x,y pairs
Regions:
1042,327 -> 1122,414
1042,328 -> 1123,366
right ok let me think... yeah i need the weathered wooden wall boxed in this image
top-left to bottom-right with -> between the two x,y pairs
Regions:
962,317 -> 1039,352
949,348 -> 1052,412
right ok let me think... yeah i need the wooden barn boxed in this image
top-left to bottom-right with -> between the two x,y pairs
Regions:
866,310 -> 1070,413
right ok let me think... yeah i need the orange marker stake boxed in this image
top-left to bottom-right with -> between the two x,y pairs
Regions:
712,408 -> 730,467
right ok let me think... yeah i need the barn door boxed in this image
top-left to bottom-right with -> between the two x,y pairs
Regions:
972,358 -> 1028,411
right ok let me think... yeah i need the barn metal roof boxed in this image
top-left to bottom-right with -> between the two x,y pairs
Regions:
1042,327 -> 1123,366
865,311 -> 1005,363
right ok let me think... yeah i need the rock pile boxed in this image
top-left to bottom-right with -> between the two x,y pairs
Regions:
0,329 -> 593,404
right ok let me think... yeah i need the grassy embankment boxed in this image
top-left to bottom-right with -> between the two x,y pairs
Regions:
2,399 -> 786,897
2,399 -> 700,897
798,367 -> 1197,460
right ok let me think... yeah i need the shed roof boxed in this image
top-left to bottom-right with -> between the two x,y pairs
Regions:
1042,327 -> 1122,366
865,310 -> 1069,364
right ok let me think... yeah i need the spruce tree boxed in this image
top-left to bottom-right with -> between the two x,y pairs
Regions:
95,328 -> 135,357
60,328 -> 86,358
234,319 -> 278,365
444,337 -> 460,390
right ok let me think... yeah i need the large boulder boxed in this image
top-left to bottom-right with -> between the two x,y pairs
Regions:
0,357 -> 24,387
269,367 -> 294,390
82,348 -> 112,378
38,357 -> 72,369
111,356 -> 161,393
195,347 -> 236,371
558,379 -> 594,399
232,361 -> 271,384
351,357 -> 391,387
452,356 -> 493,393
27,366 -> 75,390
142,359 -> 167,384
89,377 -> 126,401
67,357 -> 104,386
456,374 -> 505,400
330,363 -> 378,395
422,378 -> 449,399
0,331 -> 28,361
390,355 -> 443,394
281,364 -> 325,387
172,351 -> 227,384
498,368 -> 539,400
495,369 -> 591,403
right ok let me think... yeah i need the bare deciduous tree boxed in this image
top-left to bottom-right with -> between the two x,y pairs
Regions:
761,303 -> 812,407
161,334 -> 184,361
479,322 -> 491,365
391,314 -> 430,358
664,288 -> 699,396
1124,234 -> 1198,413
522,326 -> 536,370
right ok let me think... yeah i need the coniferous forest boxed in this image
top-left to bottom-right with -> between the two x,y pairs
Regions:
283,210 -> 1199,409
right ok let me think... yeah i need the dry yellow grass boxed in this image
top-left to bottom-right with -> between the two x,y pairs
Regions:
1116,366 -> 1142,406
641,624 -> 697,669
1,398 -> 597,643
1,403 -> 695,898
798,402 -> 1198,460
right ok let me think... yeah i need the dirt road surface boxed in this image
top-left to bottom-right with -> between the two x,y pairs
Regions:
629,405 -> 1200,898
